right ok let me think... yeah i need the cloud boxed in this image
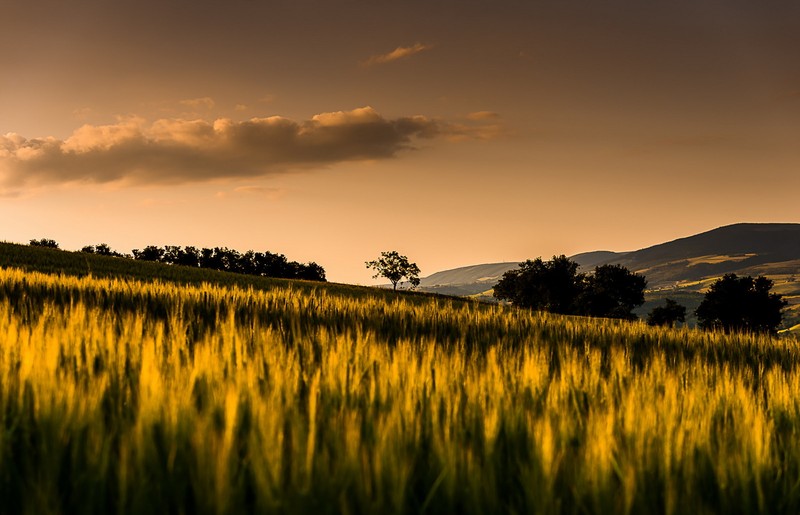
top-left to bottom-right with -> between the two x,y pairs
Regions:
467,111 -> 500,121
0,106 -> 497,187
441,112 -> 507,141
361,43 -> 433,66
179,97 -> 216,110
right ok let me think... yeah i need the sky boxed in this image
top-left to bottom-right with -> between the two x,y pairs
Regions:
2,0 -> 799,284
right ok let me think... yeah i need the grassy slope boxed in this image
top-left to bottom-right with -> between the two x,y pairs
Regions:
0,241 -> 460,306
3,258 -> 800,513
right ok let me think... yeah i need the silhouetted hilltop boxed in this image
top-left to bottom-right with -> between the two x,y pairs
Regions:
422,223 -> 800,291
419,224 -> 800,330
599,223 -> 800,287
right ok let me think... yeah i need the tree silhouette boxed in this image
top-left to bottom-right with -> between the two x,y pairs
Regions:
130,244 -> 326,281
81,243 -> 124,257
494,257 -> 646,319
695,274 -> 786,334
132,246 -> 165,262
493,255 -> 585,314
29,238 -> 59,249
366,251 -> 421,290
580,264 -> 646,320
647,298 -> 686,327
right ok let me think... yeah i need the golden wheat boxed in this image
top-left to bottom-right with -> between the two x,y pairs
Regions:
0,267 -> 798,514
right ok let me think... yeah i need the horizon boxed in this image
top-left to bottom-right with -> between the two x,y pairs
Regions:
2,1 -> 799,284
9,220 -> 800,283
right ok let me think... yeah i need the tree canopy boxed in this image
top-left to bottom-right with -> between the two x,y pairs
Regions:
493,256 -> 585,314
493,256 -> 646,319
695,274 -> 786,334
131,245 -> 326,281
365,251 -> 421,290
81,243 -> 125,257
581,264 -> 647,320
29,238 -> 59,249
647,298 -> 687,327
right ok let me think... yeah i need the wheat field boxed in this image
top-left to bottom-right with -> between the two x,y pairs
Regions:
1,267 -> 799,514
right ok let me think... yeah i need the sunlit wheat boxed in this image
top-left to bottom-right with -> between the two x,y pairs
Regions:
0,267 -> 799,513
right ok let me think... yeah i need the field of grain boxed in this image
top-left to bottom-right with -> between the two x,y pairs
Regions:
1,266 -> 800,514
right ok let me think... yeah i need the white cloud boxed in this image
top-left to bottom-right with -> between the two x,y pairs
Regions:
0,106 -> 498,187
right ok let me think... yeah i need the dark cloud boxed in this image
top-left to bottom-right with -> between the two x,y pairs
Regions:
0,107 -> 496,187
361,43 -> 434,66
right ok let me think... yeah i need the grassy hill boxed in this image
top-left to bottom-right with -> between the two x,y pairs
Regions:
2,242 -> 800,513
0,241 -> 451,306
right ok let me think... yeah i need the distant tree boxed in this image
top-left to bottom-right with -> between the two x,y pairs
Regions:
94,243 -> 117,256
366,251 -> 421,290
128,243 -> 326,281
580,264 -> 646,320
132,245 -> 165,262
493,255 -> 584,314
253,251 -> 290,277
29,238 -> 59,249
695,274 -> 787,334
161,245 -> 182,265
177,246 -> 201,267
199,247 -> 216,269
647,298 -> 687,327
297,262 -> 326,282
81,243 -> 122,256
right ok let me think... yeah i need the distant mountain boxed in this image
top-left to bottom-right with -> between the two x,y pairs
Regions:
418,223 -> 800,330
570,250 -> 630,269
594,223 -> 800,288
419,262 -> 516,290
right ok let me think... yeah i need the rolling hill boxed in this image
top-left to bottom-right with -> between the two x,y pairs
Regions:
419,223 -> 800,330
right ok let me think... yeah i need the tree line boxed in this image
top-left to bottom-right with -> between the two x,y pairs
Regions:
493,255 -> 787,335
29,239 -> 326,282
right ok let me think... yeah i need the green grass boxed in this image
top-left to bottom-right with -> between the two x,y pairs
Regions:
2,243 -> 800,514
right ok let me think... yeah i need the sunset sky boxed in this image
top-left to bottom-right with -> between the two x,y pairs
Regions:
2,0 -> 799,284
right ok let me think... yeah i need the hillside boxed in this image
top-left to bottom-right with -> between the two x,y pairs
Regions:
4,257 -> 800,513
418,251 -> 628,297
0,241 -> 449,306
597,223 -> 800,288
419,223 -> 800,330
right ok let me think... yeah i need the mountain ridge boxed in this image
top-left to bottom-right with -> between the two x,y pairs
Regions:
418,223 -> 800,330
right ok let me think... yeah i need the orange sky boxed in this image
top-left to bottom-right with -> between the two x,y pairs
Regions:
2,0 -> 799,283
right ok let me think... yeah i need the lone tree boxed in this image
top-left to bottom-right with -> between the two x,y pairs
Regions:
647,298 -> 687,327
493,255 -> 585,314
580,264 -> 647,320
366,251 -> 421,290
695,274 -> 787,334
